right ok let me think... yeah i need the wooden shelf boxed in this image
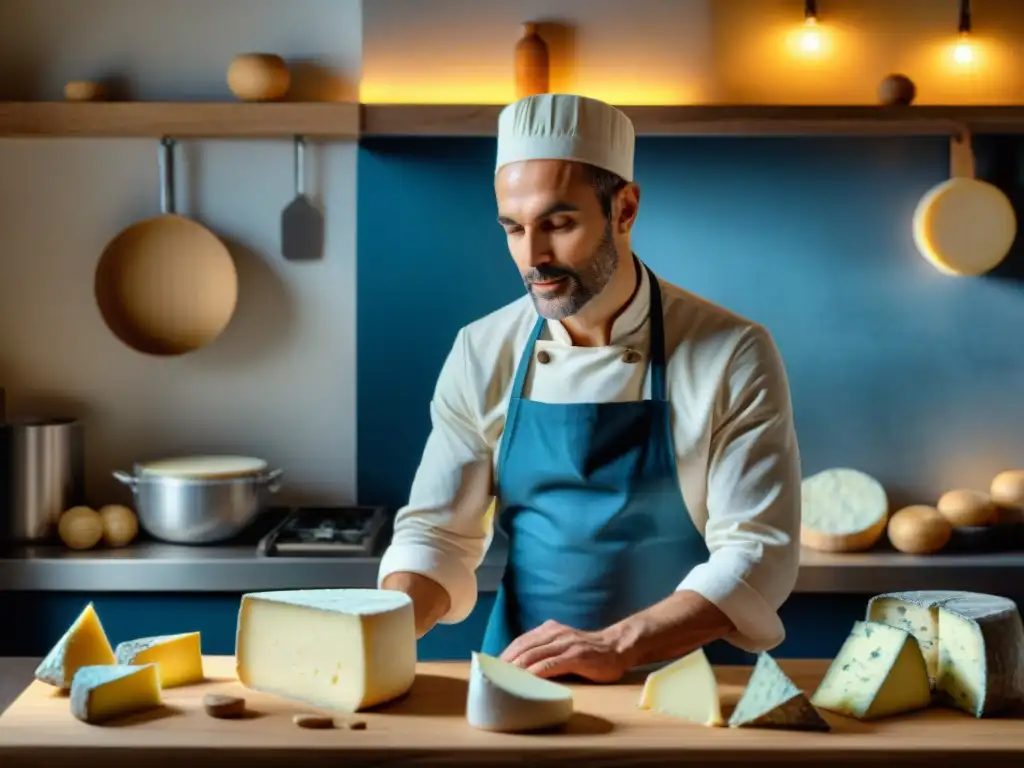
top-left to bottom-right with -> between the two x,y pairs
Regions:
3,101 -> 1024,139
0,101 -> 360,138
362,104 -> 1024,137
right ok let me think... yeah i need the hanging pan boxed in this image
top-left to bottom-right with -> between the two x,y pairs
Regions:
94,138 -> 239,356
912,127 -> 1017,276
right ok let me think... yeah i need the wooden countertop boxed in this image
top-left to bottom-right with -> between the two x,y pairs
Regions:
0,655 -> 1022,766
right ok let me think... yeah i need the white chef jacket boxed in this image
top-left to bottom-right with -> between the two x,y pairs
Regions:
377,259 -> 802,652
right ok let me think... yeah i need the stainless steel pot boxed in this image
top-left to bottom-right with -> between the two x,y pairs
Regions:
112,464 -> 283,544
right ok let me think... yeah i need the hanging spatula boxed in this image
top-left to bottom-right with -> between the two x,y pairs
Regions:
281,135 -> 324,261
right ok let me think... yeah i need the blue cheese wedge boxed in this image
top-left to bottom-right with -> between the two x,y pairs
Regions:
810,620 -> 931,720
866,590 -> 1024,717
34,602 -> 116,689
70,664 -> 163,724
115,632 -> 204,688
728,652 -> 829,731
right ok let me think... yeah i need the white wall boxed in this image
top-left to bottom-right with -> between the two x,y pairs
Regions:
0,0 -> 361,507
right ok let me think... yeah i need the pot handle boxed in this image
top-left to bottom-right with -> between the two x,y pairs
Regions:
112,470 -> 138,491
260,468 -> 284,494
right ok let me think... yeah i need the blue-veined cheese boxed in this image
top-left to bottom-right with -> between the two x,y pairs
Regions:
235,588 -> 416,712
728,652 -> 829,731
115,632 -> 204,688
800,468 -> 889,552
69,664 -> 163,724
466,651 -> 573,732
34,602 -> 116,689
638,647 -> 724,726
866,590 -> 1024,717
810,620 -> 931,720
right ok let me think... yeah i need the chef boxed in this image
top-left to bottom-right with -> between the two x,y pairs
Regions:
379,93 -> 802,682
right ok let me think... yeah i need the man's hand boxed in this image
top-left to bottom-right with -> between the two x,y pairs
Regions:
499,619 -> 634,683
381,572 -> 451,638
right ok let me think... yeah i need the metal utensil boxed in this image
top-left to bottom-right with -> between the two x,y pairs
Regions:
0,418 -> 85,542
112,465 -> 283,544
281,135 -> 324,261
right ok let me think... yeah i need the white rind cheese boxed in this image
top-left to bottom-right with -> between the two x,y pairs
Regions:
866,590 -> 1024,717
34,602 -> 117,689
235,588 -> 416,712
728,652 -> 829,731
115,632 -> 204,688
810,620 -> 932,720
69,664 -> 163,724
800,468 -> 889,552
465,652 -> 574,732
638,647 -> 724,726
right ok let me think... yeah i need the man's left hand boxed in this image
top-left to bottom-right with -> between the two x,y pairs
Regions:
499,619 -> 633,683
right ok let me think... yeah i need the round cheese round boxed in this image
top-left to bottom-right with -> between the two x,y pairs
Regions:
800,468 -> 889,552
137,455 -> 268,479
887,505 -> 952,554
912,177 -> 1016,276
58,506 -> 104,550
937,489 -> 997,527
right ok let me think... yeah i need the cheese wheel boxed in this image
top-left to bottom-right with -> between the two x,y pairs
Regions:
887,505 -> 952,554
137,455 -> 268,479
912,177 -> 1016,276
800,468 -> 889,552
991,470 -> 1024,510
937,489 -> 997,527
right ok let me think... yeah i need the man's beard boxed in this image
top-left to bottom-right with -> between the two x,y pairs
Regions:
522,223 -> 619,320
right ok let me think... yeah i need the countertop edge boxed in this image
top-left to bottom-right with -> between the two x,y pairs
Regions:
2,545 -> 1024,594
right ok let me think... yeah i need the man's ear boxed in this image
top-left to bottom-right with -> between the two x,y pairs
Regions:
616,183 -> 641,234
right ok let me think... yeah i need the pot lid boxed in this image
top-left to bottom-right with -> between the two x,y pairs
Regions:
137,455 -> 269,479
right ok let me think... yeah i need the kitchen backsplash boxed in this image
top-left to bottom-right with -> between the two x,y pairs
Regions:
357,135 -> 1024,512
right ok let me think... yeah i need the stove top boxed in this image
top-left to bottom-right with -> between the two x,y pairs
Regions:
256,505 -> 389,557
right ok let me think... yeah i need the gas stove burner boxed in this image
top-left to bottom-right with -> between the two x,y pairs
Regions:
256,505 -> 389,557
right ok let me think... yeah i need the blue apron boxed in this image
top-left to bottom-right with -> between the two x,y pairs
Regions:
480,263 -> 750,666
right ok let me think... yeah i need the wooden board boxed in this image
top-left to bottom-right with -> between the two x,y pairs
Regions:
0,656 -> 1022,766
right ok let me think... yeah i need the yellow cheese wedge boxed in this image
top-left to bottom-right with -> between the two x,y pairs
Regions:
115,632 -> 204,688
34,602 -> 116,689
638,647 -> 724,726
235,588 -> 416,712
810,620 -> 931,720
70,664 -> 163,724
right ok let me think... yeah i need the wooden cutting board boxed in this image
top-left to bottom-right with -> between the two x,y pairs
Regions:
0,655 -> 1022,766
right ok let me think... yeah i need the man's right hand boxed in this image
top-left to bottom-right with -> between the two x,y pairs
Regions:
381,571 -> 452,638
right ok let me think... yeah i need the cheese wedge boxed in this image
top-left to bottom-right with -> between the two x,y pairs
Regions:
34,602 -> 116,689
866,590 -> 1024,717
69,664 -> 163,724
810,620 -> 931,720
235,588 -> 416,712
638,647 -> 724,726
800,468 -> 889,552
729,652 -> 829,731
115,632 -> 204,688
466,651 -> 574,732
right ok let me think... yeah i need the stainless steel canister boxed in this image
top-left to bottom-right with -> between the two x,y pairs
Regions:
0,417 -> 85,542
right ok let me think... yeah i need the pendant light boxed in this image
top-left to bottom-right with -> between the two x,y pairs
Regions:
800,0 -> 822,54
954,0 -> 974,65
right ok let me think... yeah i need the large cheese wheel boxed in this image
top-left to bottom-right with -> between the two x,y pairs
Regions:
800,468 -> 889,552
137,455 -> 268,479
912,177 -> 1016,276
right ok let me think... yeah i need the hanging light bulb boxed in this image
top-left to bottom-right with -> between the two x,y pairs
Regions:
953,0 -> 974,65
799,0 -> 822,54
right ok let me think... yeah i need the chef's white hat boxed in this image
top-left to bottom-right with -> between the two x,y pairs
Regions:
495,93 -> 635,182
